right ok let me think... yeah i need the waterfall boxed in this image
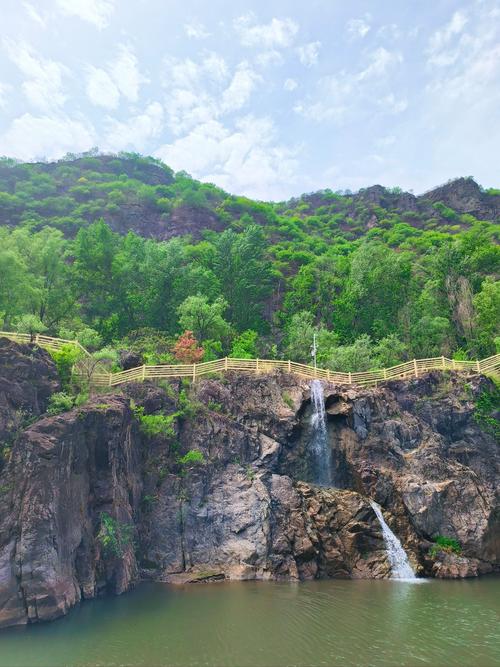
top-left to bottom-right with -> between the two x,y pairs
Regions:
310,380 -> 333,486
370,501 -> 416,580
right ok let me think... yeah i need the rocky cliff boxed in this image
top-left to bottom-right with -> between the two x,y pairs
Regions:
0,339 -> 498,627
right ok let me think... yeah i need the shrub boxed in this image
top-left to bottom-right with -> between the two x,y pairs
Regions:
207,400 -> 224,413
172,330 -> 204,363
47,392 -> 74,415
429,535 -> 462,558
132,403 -> 178,439
230,330 -> 258,359
473,382 -> 500,439
97,512 -> 133,557
59,326 -> 102,351
50,344 -> 83,389
178,388 -> 204,419
178,449 -> 205,466
15,314 -> 47,340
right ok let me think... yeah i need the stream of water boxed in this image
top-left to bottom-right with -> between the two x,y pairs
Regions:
1,579 -> 499,667
370,501 -> 417,580
310,379 -> 333,486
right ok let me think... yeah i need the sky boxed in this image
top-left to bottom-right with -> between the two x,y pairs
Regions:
0,0 -> 499,200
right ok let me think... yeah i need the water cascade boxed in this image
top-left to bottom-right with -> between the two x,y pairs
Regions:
370,501 -> 417,580
310,379 -> 333,486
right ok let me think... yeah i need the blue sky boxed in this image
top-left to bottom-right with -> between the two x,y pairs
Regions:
0,0 -> 499,200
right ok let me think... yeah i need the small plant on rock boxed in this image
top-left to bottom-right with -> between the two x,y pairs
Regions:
178,449 -> 205,466
47,392 -> 74,415
429,535 -> 462,559
131,402 -> 178,439
97,512 -> 133,558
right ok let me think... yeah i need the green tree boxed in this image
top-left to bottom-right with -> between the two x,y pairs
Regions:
327,335 -> 374,372
472,278 -> 500,356
230,330 -> 258,358
283,311 -> 338,364
177,294 -> 231,342
211,226 -> 273,332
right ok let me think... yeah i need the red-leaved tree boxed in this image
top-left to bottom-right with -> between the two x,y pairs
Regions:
172,330 -> 204,363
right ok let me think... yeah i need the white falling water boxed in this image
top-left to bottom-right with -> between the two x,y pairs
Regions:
370,501 -> 417,580
310,380 -> 333,486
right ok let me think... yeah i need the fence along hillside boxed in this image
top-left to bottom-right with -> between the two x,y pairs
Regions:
1,331 -> 499,388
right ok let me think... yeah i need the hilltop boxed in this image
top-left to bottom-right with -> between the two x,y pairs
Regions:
0,153 -> 498,243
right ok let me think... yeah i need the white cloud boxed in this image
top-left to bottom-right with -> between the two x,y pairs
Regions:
284,78 -> 298,91
377,24 -> 401,40
23,2 -> 46,27
0,113 -> 96,160
104,102 -> 164,150
234,13 -> 299,49
297,41 -> 321,66
162,53 -> 260,134
184,21 -> 210,39
0,82 -> 9,108
294,74 -> 351,122
255,50 -> 285,67
3,40 -> 67,111
347,15 -> 371,39
110,44 -> 144,102
55,0 -> 115,29
294,47 -> 403,125
85,66 -> 120,109
163,53 -> 228,90
417,4 -> 500,191
375,135 -> 396,148
379,93 -> 408,114
155,115 -> 299,200
85,44 -> 145,108
203,52 -> 229,81
220,62 -> 261,113
357,47 -> 402,80
427,10 -> 468,66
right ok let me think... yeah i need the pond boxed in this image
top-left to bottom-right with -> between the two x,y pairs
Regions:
1,578 -> 499,667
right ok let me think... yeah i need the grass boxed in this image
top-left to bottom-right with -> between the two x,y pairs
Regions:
429,535 -> 462,559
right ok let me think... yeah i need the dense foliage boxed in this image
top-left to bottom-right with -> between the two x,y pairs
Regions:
0,153 -> 498,371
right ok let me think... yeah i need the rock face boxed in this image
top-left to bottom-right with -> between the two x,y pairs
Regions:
422,177 -> 500,220
0,337 -> 59,448
0,342 -> 498,628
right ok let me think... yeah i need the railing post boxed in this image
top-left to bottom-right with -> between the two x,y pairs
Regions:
452,359 -> 456,370
108,373 -> 112,387
288,360 -> 291,373
413,359 -> 418,377
193,363 -> 196,382
35,333 -> 40,345
441,355 -> 445,369
348,372 -> 352,384
256,358 -> 259,374
476,360 -> 480,372
383,368 -> 387,380
327,369 -> 330,381
224,357 -> 228,371
142,364 -> 146,381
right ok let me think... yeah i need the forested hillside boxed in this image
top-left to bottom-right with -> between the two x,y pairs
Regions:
0,152 -> 498,371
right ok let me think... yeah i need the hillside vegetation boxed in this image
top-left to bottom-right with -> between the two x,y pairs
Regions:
0,152 -> 498,371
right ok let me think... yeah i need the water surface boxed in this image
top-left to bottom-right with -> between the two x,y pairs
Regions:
1,578 -> 499,667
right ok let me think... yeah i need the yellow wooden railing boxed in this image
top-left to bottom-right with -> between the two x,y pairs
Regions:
1,331 -> 499,388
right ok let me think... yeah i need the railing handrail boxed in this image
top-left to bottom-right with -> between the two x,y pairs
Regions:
0,331 -> 498,388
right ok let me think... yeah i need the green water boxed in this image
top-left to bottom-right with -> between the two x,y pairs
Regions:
0,578 -> 499,667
